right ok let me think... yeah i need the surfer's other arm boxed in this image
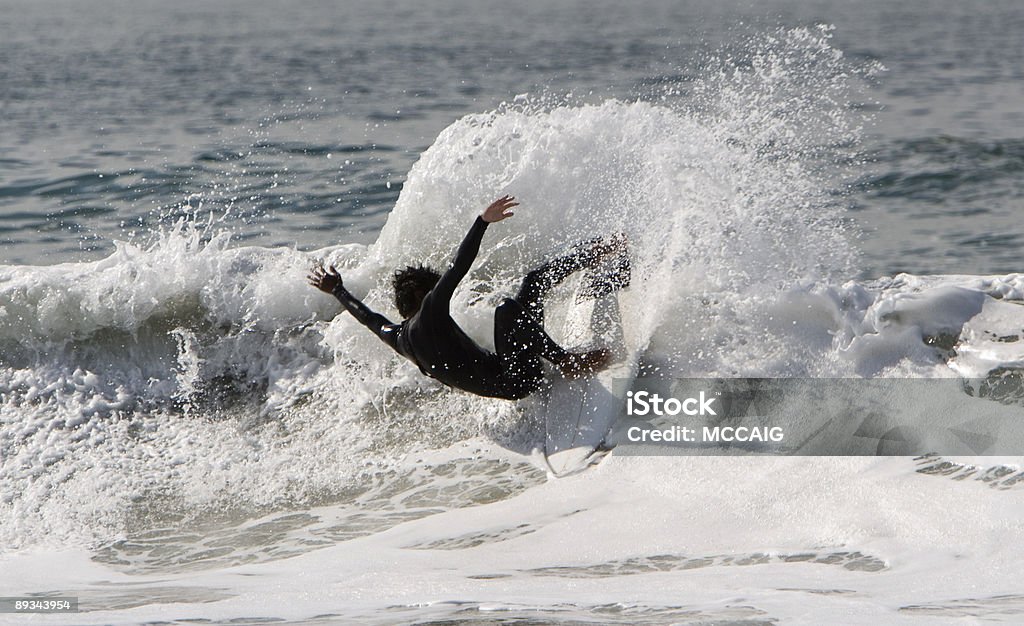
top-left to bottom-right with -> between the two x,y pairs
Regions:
425,195 -> 519,307
307,265 -> 401,351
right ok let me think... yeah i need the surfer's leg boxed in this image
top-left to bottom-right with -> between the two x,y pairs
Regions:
515,235 -> 626,323
493,298 -> 551,397
494,298 -> 612,386
495,298 -> 569,364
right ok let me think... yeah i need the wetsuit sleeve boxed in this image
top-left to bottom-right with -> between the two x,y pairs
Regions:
331,283 -> 402,353
426,216 -> 488,308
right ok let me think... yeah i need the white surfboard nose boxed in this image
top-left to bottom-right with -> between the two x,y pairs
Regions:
541,261 -> 639,477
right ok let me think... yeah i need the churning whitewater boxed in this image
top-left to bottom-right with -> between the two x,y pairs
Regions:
2,23 -> 1023,625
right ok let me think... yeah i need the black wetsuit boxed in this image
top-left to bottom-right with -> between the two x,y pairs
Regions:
332,217 -> 601,400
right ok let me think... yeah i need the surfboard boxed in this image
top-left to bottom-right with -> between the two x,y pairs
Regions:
541,255 -> 638,477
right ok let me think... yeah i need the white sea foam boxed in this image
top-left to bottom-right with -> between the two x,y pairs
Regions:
2,449 -> 1023,625
1,26 -> 1023,624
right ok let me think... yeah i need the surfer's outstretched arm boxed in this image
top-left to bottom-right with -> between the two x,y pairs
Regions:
424,195 -> 519,309
308,265 -> 401,352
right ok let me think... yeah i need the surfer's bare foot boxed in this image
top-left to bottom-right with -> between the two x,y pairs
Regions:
578,232 -> 627,263
557,348 -> 613,379
570,233 -> 627,267
576,232 -> 631,302
598,232 -> 627,258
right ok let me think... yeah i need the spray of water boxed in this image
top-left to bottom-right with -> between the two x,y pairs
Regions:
0,27 -> 882,553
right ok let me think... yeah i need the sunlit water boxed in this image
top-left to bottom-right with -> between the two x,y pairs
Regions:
2,1 -> 1024,624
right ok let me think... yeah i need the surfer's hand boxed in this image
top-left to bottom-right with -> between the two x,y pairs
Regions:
308,264 -> 343,294
481,195 -> 519,223
557,348 -> 613,379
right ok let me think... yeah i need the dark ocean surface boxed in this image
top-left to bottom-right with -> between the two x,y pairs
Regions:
2,0 -> 1022,276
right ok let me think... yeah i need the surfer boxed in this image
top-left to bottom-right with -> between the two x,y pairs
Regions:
308,196 -> 628,400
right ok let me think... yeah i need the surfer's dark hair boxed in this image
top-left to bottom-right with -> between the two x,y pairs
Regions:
392,264 -> 441,318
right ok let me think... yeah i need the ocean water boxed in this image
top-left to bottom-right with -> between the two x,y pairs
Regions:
2,0 -> 1024,624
